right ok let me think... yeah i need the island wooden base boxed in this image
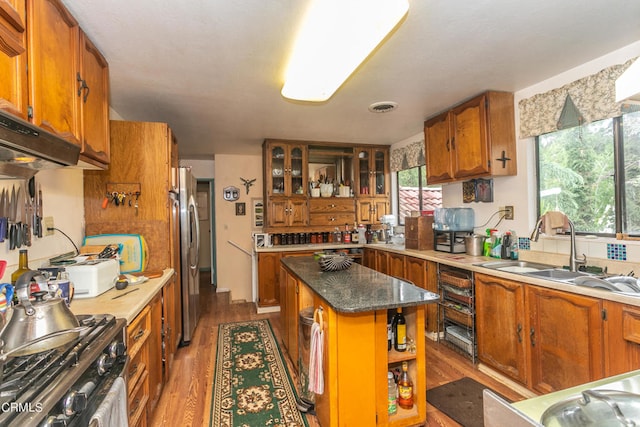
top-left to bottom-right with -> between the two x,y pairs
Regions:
302,285 -> 427,426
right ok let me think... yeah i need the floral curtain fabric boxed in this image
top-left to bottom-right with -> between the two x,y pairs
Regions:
390,139 -> 425,172
518,58 -> 637,138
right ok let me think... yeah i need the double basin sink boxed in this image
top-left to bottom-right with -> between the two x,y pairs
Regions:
477,260 -> 640,295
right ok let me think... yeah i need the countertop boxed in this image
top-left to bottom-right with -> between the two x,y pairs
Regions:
281,256 -> 439,313
264,242 -> 640,308
69,269 -> 174,323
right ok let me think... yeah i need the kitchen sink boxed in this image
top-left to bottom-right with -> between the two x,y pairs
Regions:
524,269 -> 592,282
477,260 -> 556,273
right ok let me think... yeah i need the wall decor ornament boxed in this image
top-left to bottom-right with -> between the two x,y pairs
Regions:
223,186 -> 240,201
235,202 -> 246,216
240,177 -> 256,194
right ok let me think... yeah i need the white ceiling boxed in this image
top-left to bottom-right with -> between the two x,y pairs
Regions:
61,0 -> 640,159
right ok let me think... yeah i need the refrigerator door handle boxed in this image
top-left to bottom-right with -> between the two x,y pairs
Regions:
188,193 -> 200,273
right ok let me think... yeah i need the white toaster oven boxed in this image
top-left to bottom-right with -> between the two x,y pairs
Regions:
65,258 -> 120,299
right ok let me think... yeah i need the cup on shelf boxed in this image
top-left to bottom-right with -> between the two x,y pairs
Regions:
311,188 -> 320,197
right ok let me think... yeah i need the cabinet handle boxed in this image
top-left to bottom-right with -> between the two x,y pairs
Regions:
129,362 -> 139,377
529,327 -> 535,346
517,323 -> 522,343
451,137 -> 456,150
132,329 -> 145,342
130,398 -> 141,417
446,139 -> 450,151
76,72 -> 90,103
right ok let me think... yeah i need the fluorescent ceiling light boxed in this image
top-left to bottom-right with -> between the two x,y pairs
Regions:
281,0 -> 409,102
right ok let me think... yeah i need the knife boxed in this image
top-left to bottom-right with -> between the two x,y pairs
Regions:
24,188 -> 31,247
9,185 -> 15,249
37,183 -> 43,238
16,186 -> 23,248
0,188 -> 5,243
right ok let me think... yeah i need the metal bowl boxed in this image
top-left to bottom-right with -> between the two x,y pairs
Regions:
540,389 -> 640,426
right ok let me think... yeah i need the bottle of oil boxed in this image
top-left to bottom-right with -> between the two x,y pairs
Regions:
11,249 -> 31,286
393,307 -> 407,352
397,361 -> 414,409
10,249 -> 31,304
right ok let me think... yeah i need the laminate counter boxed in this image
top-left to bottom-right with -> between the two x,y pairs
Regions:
69,269 -> 174,323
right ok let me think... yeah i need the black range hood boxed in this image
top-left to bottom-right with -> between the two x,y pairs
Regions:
0,110 -> 80,179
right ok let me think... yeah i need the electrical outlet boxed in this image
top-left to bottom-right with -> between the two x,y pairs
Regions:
504,206 -> 514,220
43,216 -> 54,236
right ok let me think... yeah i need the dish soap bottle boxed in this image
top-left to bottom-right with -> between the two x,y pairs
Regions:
387,371 -> 397,415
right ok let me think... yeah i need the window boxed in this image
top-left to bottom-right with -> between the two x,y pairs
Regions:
396,166 -> 442,224
536,110 -> 640,235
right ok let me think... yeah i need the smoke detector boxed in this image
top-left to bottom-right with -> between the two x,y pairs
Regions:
368,101 -> 398,113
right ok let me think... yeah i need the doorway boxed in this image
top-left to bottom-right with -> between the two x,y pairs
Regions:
197,179 -> 216,285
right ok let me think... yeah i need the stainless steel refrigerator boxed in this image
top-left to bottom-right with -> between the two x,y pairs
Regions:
178,167 -> 201,344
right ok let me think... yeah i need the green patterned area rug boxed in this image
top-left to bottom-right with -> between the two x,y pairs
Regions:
210,319 -> 308,427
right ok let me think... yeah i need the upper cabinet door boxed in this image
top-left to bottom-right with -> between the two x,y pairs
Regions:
355,147 -> 389,197
0,0 -> 28,119
78,30 -> 110,166
265,141 -> 307,197
450,95 -> 490,179
425,111 -> 454,184
27,0 -> 81,145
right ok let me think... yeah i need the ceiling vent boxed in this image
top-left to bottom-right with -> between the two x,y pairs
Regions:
368,101 -> 398,113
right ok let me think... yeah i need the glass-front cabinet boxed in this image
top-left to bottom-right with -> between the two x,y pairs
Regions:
266,141 -> 308,197
355,147 -> 389,197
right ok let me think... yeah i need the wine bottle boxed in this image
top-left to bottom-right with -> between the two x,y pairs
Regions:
393,307 -> 407,352
397,361 -> 414,409
10,249 -> 32,303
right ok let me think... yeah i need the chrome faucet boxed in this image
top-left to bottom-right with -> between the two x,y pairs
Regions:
530,214 -> 587,272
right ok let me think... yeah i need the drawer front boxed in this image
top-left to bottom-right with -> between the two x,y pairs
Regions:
309,198 -> 355,213
309,212 -> 356,226
128,305 -> 151,359
128,369 -> 149,426
127,341 -> 149,392
623,308 -> 640,344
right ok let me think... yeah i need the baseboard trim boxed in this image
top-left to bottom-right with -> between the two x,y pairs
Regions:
216,287 -> 230,293
256,305 -> 281,314
477,363 -> 538,399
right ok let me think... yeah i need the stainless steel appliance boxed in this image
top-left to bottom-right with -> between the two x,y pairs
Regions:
177,167 -> 201,344
0,314 -> 127,426
0,110 -> 80,179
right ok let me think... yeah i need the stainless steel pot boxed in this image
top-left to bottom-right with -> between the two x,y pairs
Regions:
0,271 -> 80,356
464,234 -> 486,256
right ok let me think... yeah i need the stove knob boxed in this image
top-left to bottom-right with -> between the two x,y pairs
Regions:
63,390 -> 87,417
97,353 -> 115,375
108,340 -> 126,358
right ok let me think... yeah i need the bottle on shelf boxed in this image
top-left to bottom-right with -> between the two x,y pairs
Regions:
387,371 -> 397,415
397,361 -> 414,409
343,223 -> 351,243
393,307 -> 407,352
387,309 -> 394,351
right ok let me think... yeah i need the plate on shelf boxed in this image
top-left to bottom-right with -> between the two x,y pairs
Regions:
272,168 -> 283,176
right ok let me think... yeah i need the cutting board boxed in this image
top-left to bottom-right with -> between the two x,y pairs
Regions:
83,234 -> 148,273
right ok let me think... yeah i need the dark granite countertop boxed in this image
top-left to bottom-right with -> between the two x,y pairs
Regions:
281,256 -> 439,313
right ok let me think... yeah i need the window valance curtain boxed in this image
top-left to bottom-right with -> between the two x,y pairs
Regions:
390,139 -> 425,172
518,58 -> 637,138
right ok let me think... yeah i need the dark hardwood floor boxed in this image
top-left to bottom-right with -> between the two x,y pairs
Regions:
150,271 -> 526,426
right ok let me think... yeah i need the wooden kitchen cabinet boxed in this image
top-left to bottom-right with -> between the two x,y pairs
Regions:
77,30 -> 110,167
424,91 -> 516,184
0,0 -> 28,120
388,252 -> 405,278
27,0 -> 111,168
278,265 -> 313,363
354,147 -> 389,197
258,252 -> 282,307
375,249 -> 389,275
308,197 -> 355,227
264,140 -> 308,197
266,198 -> 308,228
476,273 -> 528,385
527,285 -> 604,393
148,292 -> 163,413
603,301 -> 640,376
356,197 -> 389,225
162,275 -> 179,387
27,0 -> 80,144
476,275 -> 604,393
127,305 -> 151,426
363,247 -> 376,269
405,257 -> 439,334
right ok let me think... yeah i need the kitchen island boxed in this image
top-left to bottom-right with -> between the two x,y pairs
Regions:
280,256 -> 439,427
